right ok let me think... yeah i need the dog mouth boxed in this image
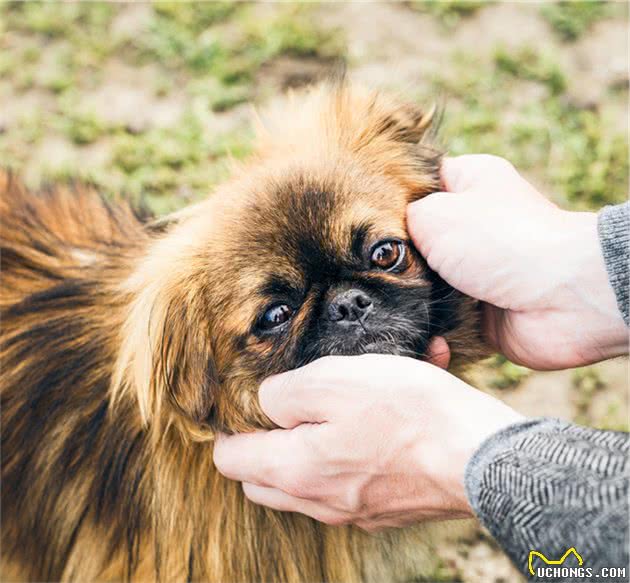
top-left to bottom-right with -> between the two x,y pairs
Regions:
320,331 -> 431,360
357,340 -> 405,355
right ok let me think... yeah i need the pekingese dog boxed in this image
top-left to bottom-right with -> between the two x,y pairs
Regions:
1,82 -> 485,582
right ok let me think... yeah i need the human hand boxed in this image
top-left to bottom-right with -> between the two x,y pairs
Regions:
407,154 -> 627,370
213,353 -> 523,531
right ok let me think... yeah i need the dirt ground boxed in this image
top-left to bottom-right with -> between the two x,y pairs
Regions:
1,2 -> 628,582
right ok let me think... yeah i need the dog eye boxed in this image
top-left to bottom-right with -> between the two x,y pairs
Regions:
259,304 -> 294,330
370,240 -> 406,271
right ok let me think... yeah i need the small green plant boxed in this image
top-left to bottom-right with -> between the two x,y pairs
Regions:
572,366 -> 606,424
494,46 -> 566,96
110,110 -> 253,205
56,95 -> 108,145
249,9 -> 345,60
153,2 -> 238,32
410,0 -> 488,27
488,355 -> 531,390
573,367 -> 606,394
421,558 -> 463,583
594,403 -> 630,432
432,46 -> 628,210
540,1 -> 609,41
64,113 -> 106,145
4,1 -> 113,38
133,3 -> 344,112
138,14 -> 224,73
549,106 -> 629,210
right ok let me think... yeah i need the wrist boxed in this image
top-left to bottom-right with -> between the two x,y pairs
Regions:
411,384 -> 525,519
556,210 -> 627,360
449,405 -> 526,516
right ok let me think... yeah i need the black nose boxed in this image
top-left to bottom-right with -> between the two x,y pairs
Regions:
328,289 -> 373,323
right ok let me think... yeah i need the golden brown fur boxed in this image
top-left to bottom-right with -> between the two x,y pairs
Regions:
1,83 -> 485,582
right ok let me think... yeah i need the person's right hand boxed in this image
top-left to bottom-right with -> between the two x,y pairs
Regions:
407,154 -> 627,370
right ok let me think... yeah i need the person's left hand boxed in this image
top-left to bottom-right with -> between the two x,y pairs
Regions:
213,344 -> 523,532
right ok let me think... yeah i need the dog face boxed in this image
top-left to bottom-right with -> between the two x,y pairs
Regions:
114,84 -> 479,435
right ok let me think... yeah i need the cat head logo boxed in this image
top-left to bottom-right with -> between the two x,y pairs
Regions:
528,547 -> 584,576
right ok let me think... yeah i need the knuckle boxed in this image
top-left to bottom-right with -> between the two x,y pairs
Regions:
342,488 -> 363,514
415,193 -> 457,227
319,514 -> 348,527
264,453 -> 286,485
241,483 -> 262,505
212,441 -> 231,474
311,355 -> 338,372
212,445 -> 224,469
482,154 -> 515,173
281,471 -> 310,499
420,191 -> 448,209
261,375 -> 289,406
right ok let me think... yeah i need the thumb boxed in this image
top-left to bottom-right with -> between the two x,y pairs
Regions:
259,360 -> 342,428
440,155 -> 468,192
441,154 -> 518,192
406,191 -> 460,259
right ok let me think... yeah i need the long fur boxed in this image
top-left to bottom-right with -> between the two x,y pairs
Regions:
1,83 -> 483,582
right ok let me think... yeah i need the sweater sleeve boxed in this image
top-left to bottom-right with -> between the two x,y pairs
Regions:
464,418 -> 629,581
598,202 -> 629,326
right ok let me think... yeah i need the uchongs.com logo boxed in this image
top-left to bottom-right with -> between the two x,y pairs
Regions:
528,547 -> 627,579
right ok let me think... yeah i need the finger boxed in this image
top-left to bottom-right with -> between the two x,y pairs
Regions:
481,302 -> 502,351
406,191 -> 457,257
213,429 -> 309,486
440,156 -> 465,192
440,155 -> 479,192
242,483 -> 349,526
482,303 -> 517,362
259,359 -> 346,428
425,336 -> 451,369
441,154 -> 516,192
354,519 -> 385,533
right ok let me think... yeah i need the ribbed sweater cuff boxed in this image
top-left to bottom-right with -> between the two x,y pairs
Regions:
463,417 -> 563,513
598,203 -> 629,326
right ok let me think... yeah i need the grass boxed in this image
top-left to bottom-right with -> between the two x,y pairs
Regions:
550,107 -> 628,209
0,2 -> 626,215
487,355 -> 531,390
494,46 -> 566,96
132,4 -> 343,92
430,44 -> 628,211
4,1 -> 116,39
57,94 -> 108,145
573,366 -> 605,395
410,0 -> 488,27
540,1 -> 610,41
571,367 -> 629,431
572,367 -> 605,425
594,403 -> 630,432
0,2 -> 345,210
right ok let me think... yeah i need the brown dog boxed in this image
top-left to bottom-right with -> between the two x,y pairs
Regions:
1,82 -> 485,582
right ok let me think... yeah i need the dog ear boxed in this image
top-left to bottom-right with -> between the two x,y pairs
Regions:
112,232 -> 217,434
325,75 -> 439,144
376,101 -> 439,145
155,298 -> 217,427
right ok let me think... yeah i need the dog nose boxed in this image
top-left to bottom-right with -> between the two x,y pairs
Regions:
328,289 -> 373,323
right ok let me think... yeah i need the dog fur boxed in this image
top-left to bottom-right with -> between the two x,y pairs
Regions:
1,83 -> 485,582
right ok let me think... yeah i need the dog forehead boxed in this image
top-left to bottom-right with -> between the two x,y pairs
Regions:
244,170 -> 406,244
239,181 -> 350,261
213,170 -> 410,301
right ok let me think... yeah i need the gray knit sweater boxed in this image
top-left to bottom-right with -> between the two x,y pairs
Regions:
465,203 -> 630,582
